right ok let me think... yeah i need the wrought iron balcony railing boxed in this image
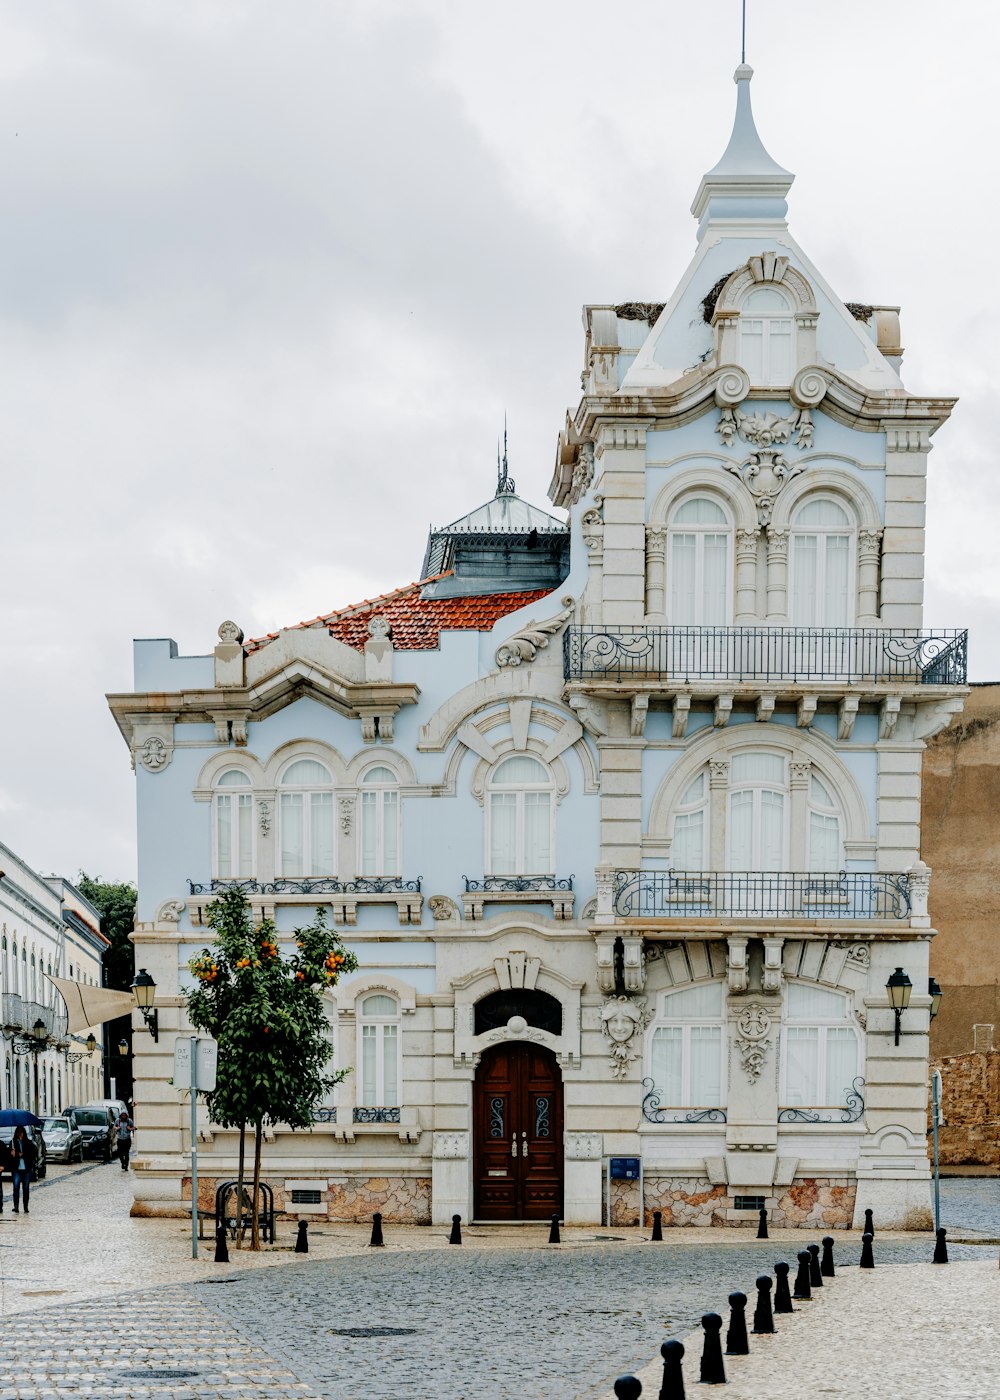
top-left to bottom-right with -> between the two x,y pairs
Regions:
188,877 -> 422,896
564,626 -> 968,685
463,876 -> 574,894
1,993 -> 24,1030
613,870 -> 911,920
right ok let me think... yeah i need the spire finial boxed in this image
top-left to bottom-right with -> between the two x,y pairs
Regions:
741,0 -> 746,65
690,59 -> 794,232
496,416 -> 515,496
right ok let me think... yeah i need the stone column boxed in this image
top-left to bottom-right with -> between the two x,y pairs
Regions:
857,529 -> 883,624
725,994 -> 782,1190
788,761 -> 811,870
765,528 -> 789,622
645,525 -> 667,618
708,760 -> 730,876
431,1130 -> 472,1227
564,1132 -> 604,1225
581,506 -> 604,625
735,528 -> 761,622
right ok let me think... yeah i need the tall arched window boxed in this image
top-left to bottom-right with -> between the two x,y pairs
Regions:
728,752 -> 787,870
672,770 -> 709,870
30,953 -> 36,1002
358,993 -> 400,1108
214,769 -> 254,880
808,773 -> 841,870
790,498 -> 853,626
781,983 -> 860,1109
2,934 -> 8,990
667,497 -> 732,625
648,981 -> 726,1108
12,942 -> 18,995
486,755 -> 554,876
278,759 -> 335,878
739,286 -> 793,385
359,765 -> 400,877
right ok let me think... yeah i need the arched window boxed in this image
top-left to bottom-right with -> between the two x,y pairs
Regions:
728,752 -> 787,870
486,755 -> 554,876
671,770 -> 709,871
474,988 -> 563,1037
648,981 -> 726,1108
21,946 -> 27,995
781,983 -> 860,1109
214,769 -> 254,880
739,286 -> 793,385
11,942 -> 18,995
667,497 -> 732,626
2,935 -> 8,990
808,773 -> 841,870
278,759 -> 335,878
30,953 -> 36,1002
790,498 -> 853,626
359,765 -> 400,877
358,993 -> 400,1108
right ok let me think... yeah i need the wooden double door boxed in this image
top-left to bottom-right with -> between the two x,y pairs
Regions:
473,1043 -> 563,1221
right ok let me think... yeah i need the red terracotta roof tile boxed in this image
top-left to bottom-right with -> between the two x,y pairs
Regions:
246,573 -> 551,654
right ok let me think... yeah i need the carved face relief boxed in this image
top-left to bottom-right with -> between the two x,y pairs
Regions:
600,996 -> 648,1080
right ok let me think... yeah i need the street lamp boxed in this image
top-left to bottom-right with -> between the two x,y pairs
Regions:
885,967 -> 913,1046
12,1019 -> 49,1116
928,976 -> 943,1021
131,968 -> 159,1042
117,1039 -> 129,1057
65,1032 -> 97,1065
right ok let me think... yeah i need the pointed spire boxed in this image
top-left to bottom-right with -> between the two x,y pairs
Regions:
690,65 -> 794,233
496,415 -> 515,496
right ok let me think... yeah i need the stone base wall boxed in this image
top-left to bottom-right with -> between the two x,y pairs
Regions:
930,1050 -> 1000,1169
770,1178 -> 856,1229
642,1177 -> 729,1227
180,1174 -> 432,1224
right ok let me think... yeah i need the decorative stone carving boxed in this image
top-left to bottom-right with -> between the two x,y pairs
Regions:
495,597 -> 575,668
565,1131 -> 603,1161
854,1010 -> 868,1031
428,895 -> 459,922
137,736 -> 170,772
600,995 -> 650,1080
709,758 -> 730,786
432,1131 -> 469,1160
845,943 -> 871,968
718,407 -> 814,527
790,366 -> 829,411
367,615 -> 391,639
156,900 -> 185,924
580,897 -> 597,920
218,620 -> 244,645
572,441 -> 595,496
568,694 -> 609,737
338,797 -> 354,835
715,367 -> 751,409
258,800 -> 272,837
727,937 -> 748,993
735,1003 -> 772,1083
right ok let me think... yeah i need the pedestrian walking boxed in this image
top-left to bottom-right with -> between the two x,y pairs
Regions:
10,1126 -> 37,1214
0,1137 -> 11,1212
116,1111 -> 134,1171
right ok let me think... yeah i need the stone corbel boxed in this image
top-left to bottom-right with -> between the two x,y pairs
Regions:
755,692 -> 776,724
714,693 -> 734,728
358,709 -> 394,744
630,694 -> 649,737
797,695 -> 818,729
595,866 -> 616,924
621,935 -> 645,993
595,932 -> 617,994
133,721 -> 175,774
762,937 -> 784,993
672,693 -> 691,739
838,695 -> 860,742
727,937 -> 748,993
880,695 -> 902,740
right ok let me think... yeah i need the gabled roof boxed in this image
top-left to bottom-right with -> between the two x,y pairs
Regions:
246,573 -> 551,654
432,491 -> 567,537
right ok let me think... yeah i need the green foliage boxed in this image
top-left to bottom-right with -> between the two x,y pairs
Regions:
185,887 -> 357,1132
77,873 -> 137,991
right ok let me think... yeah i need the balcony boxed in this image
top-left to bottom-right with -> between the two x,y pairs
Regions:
462,875 -> 575,921
186,877 -> 423,927
564,626 -> 968,686
1,993 -> 24,1030
611,870 -> 911,921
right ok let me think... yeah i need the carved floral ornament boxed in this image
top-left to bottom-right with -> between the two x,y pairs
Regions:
137,735 -> 171,773
735,1003 -> 772,1083
495,596 -> 576,669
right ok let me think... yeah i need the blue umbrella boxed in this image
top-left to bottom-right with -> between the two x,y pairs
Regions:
0,1109 -> 43,1128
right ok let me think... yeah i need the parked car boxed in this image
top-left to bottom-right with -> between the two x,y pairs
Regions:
0,1124 -> 48,1180
63,1105 -> 117,1161
84,1098 -> 129,1123
41,1115 -> 84,1164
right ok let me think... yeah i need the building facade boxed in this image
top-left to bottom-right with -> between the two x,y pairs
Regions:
114,66 -> 967,1230
1,853 -> 106,1113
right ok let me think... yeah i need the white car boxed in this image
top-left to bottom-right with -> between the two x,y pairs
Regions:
41,1115 -> 84,1164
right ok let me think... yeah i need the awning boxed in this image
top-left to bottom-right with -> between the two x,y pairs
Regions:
46,975 -> 136,1034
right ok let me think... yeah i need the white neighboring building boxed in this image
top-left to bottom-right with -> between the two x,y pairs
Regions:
0,849 -> 106,1114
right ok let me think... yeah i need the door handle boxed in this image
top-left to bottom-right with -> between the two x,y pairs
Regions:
521,1131 -> 528,1158
511,1137 -> 517,1157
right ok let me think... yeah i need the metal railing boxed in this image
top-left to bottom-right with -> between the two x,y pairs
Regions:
1,993 -> 24,1030
188,877 -> 422,896
612,870 -> 911,920
564,626 -> 968,685
463,876 -> 574,894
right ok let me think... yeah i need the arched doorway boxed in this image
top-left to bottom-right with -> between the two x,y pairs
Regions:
473,1042 -> 563,1221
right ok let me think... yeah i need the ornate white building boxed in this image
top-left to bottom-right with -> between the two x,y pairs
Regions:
114,65 -> 967,1229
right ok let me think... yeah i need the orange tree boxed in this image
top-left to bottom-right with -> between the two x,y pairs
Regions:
186,886 -> 357,1248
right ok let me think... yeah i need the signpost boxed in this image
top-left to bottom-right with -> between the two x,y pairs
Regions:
173,1036 -> 218,1259
931,1068 -> 943,1233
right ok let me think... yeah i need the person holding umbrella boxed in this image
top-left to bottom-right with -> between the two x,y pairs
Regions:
0,1133 -> 10,1212
10,1125 -> 37,1213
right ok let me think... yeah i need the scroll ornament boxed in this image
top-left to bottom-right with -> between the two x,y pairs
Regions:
495,597 -> 575,669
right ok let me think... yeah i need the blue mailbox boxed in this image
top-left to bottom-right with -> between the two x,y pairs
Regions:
609,1157 -> 641,1181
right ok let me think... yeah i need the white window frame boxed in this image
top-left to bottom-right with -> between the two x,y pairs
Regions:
646,982 -> 728,1111
780,983 -> 861,1109
356,993 -> 402,1108
807,773 -> 843,871
789,496 -> 856,628
358,765 -> 402,878
212,769 -> 255,880
485,755 -> 556,877
727,753 -> 789,871
666,496 -> 734,627
670,769 -> 709,871
277,759 -> 336,879
739,287 -> 795,386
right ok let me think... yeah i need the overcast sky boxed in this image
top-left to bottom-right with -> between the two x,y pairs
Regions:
0,0 -> 996,885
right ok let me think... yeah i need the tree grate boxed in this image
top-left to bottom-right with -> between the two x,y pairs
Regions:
328,1326 -> 418,1338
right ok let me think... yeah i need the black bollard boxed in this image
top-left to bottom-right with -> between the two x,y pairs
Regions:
614,1377 -> 642,1400
773,1261 -> 794,1314
725,1291 -> 749,1355
449,1213 -> 462,1245
756,1206 -> 769,1239
214,1223 -> 229,1263
820,1235 -> 835,1278
860,1231 -> 875,1269
793,1249 -> 812,1300
933,1227 -> 948,1264
295,1219 -> 309,1254
651,1209 -> 663,1242
658,1339 -> 685,1400
699,1313 -> 726,1386
548,1213 -> 561,1244
370,1211 -> 384,1247
752,1275 -> 774,1335
864,1207 -> 875,1238
807,1243 -> 823,1288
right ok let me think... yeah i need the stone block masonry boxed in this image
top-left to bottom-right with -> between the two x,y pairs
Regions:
930,1049 -> 1000,1169
180,1173 -> 432,1222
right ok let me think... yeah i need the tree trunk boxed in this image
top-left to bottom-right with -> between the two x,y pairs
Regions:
235,1121 -> 246,1250
250,1118 -> 263,1251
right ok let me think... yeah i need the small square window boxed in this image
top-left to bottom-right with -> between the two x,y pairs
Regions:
290,1189 -> 322,1206
734,1195 -> 766,1212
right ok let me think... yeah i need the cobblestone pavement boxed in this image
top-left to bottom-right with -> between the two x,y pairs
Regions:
939,1175 -> 1000,1237
0,1164 -> 997,1398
